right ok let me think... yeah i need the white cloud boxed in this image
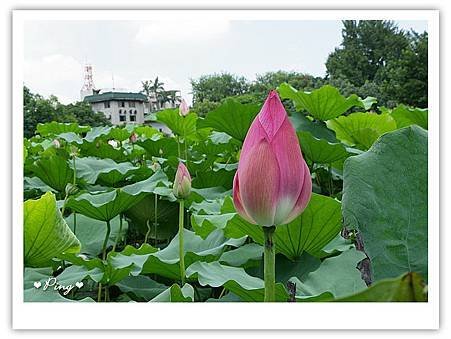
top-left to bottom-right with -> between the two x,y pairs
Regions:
24,54 -> 84,103
134,20 -> 230,44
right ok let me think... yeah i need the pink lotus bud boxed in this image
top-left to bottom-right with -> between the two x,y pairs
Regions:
173,162 -> 191,199
52,139 -> 60,148
129,132 -> 137,143
233,90 -> 312,226
179,99 -> 189,117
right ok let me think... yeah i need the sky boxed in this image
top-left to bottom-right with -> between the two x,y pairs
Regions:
23,20 -> 427,105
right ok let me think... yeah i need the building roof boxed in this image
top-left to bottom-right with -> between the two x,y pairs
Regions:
84,91 -> 148,103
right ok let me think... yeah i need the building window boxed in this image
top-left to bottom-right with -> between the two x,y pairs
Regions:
107,115 -> 111,120
130,115 -> 136,122
129,101 -> 135,108
119,109 -> 122,114
129,109 -> 133,114
104,101 -> 110,108
119,101 -> 125,107
119,115 -> 127,122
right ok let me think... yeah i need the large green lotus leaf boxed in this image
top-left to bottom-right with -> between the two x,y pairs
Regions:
55,263 -> 104,287
192,167 -> 235,189
290,113 -> 338,142
134,125 -> 161,139
84,126 -> 112,143
74,156 -> 139,186
278,83 -> 365,120
219,243 -> 263,268
137,136 -> 179,158
186,261 -> 289,302
335,272 -> 427,302
342,126 -> 428,282
390,105 -> 428,130
37,122 -> 90,136
197,99 -> 260,142
107,229 -> 246,282
116,275 -> 167,301
288,114 -> 349,164
150,283 -> 194,302
124,194 -> 179,240
107,127 -> 131,142
57,132 -> 84,145
289,248 -> 367,299
156,109 -> 198,137
298,131 -> 349,164
24,192 -> 81,267
79,141 -> 128,162
30,154 -> 74,192
24,176 -> 56,195
66,170 -> 171,221
194,193 -> 343,260
326,112 -> 397,150
24,267 -> 94,302
65,214 -> 128,256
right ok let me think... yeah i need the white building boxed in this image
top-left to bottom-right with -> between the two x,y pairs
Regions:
84,91 -> 148,125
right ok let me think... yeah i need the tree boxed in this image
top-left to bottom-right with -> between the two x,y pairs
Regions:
379,32 -> 428,108
191,73 -> 250,104
326,20 -> 409,87
58,101 -> 111,127
23,86 -> 111,138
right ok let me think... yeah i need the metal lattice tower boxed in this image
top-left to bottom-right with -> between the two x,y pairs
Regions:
80,64 -> 96,100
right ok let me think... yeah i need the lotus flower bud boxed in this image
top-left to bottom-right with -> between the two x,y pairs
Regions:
179,99 -> 189,117
52,139 -> 60,148
173,162 -> 191,199
129,132 -> 137,143
233,90 -> 312,226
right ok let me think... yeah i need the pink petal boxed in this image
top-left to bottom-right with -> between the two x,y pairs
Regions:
270,117 -> 306,220
232,173 -> 256,224
238,139 -> 279,226
281,161 -> 312,224
258,90 -> 287,142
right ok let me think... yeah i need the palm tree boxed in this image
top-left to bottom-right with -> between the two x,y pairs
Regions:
141,77 -> 166,111
151,77 -> 165,110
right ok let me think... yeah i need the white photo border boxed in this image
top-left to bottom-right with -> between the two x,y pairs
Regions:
12,9 -> 440,330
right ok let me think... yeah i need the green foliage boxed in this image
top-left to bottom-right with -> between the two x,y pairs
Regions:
336,272 -> 427,302
326,21 -> 427,107
191,72 -> 250,104
24,192 -> 80,267
342,126 -> 428,282
23,86 -> 111,138
23,77 -> 428,303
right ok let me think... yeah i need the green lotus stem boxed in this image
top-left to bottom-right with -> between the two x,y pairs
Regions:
73,213 -> 77,236
112,214 -> 123,252
102,220 -> 111,261
144,220 -> 151,244
263,226 -> 276,302
154,193 -> 158,247
97,282 -> 102,302
178,199 -> 186,285
177,135 -> 181,158
72,156 -> 76,185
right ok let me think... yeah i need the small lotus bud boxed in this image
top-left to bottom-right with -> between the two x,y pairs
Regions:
65,183 -> 78,196
52,139 -> 60,148
150,161 -> 161,172
69,145 -> 79,157
129,132 -> 137,143
173,162 -> 191,199
179,99 -> 189,117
